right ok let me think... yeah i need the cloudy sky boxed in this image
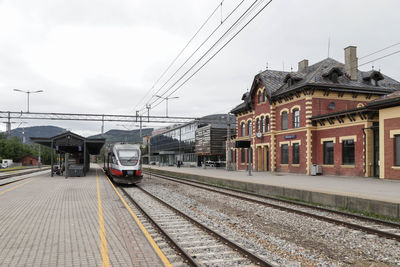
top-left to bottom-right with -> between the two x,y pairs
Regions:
1,0 -> 399,136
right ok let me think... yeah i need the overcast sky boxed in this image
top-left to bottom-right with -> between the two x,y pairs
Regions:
1,0 -> 399,136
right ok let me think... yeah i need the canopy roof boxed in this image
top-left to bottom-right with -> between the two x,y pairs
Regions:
31,131 -> 105,154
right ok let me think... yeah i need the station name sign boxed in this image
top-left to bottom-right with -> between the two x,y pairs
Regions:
234,140 -> 251,148
284,134 -> 296,140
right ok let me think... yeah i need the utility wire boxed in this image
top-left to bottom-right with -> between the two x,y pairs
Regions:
133,1 -> 224,112
141,0 -> 269,114
143,0 -> 245,112
359,42 -> 400,60
358,49 -> 400,68
149,0 -> 273,112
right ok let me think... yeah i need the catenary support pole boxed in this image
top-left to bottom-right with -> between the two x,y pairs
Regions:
248,123 -> 252,176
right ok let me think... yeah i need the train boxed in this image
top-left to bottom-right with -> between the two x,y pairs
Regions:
103,143 -> 143,184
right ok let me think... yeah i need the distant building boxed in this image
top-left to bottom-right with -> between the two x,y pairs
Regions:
230,45 -> 400,179
20,156 -> 38,166
150,114 -> 235,167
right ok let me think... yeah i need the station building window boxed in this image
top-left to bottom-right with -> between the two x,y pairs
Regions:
241,148 -> 245,163
281,144 -> 289,164
281,111 -> 288,130
293,109 -> 300,128
342,139 -> 355,165
292,143 -> 300,164
263,89 -> 267,102
323,141 -> 334,165
395,135 -> 400,166
258,92 -> 262,104
260,116 -> 264,133
256,118 -> 260,132
247,121 -> 252,136
241,122 -> 245,136
265,116 -> 270,132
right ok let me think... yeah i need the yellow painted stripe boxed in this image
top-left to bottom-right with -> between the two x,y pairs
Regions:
102,171 -> 172,267
0,179 -> 33,196
96,170 -> 110,267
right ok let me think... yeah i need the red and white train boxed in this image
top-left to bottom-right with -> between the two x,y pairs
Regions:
103,143 -> 143,184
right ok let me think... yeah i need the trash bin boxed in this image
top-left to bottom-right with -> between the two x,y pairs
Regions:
311,164 -> 322,176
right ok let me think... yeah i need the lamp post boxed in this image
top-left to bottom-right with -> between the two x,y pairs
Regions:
154,95 -> 179,117
13,89 -> 44,113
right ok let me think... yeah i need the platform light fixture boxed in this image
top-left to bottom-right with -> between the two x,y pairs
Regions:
13,89 -> 44,113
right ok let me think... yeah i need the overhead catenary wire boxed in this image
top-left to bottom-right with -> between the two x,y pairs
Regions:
358,49 -> 400,68
359,42 -> 400,60
157,0 -> 274,108
142,0 -> 245,113
141,0 -> 272,114
133,1 -> 224,112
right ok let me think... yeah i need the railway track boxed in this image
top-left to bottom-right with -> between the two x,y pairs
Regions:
0,168 -> 50,186
144,171 -> 400,242
119,184 -> 275,267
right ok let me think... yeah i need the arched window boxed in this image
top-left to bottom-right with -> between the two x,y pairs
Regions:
247,121 -> 252,136
293,109 -> 300,128
265,116 -> 270,132
260,116 -> 264,133
258,92 -> 262,104
256,118 -> 260,132
281,111 -> 288,130
263,90 -> 267,102
241,122 -> 246,136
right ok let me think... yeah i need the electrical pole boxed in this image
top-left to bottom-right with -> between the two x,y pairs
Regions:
226,113 -> 232,171
146,104 -> 151,122
154,95 -> 179,117
248,121 -> 252,176
13,89 -> 43,113
38,145 -> 41,168
101,114 -> 105,135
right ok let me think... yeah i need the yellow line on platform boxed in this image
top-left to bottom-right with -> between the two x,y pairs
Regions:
103,171 -> 172,267
96,170 -> 110,267
0,179 -> 33,196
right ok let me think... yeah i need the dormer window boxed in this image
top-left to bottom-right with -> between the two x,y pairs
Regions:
258,91 -> 262,103
322,66 -> 343,83
330,72 -> 339,83
363,70 -> 384,87
287,78 -> 293,87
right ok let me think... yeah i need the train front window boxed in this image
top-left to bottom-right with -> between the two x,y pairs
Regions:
118,150 -> 139,165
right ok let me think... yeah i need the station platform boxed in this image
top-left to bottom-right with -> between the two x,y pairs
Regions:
0,164 -> 166,267
145,165 -> 400,219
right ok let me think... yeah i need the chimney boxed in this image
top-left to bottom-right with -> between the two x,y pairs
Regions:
298,59 -> 308,72
344,46 -> 358,80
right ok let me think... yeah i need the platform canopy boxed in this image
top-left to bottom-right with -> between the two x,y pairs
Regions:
31,131 -> 105,155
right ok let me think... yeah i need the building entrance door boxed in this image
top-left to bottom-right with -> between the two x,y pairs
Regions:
257,147 -> 262,171
266,146 -> 270,171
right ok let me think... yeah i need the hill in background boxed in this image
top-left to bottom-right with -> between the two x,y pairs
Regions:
6,126 -> 153,145
10,125 -> 66,144
89,128 -> 153,144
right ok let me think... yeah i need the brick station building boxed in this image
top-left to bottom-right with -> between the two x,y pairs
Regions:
229,46 -> 400,179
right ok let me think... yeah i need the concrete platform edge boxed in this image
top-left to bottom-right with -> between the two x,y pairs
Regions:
146,168 -> 400,219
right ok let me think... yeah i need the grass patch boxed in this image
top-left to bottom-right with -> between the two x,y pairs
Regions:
0,166 -> 32,172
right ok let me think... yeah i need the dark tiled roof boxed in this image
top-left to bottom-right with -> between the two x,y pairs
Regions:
273,58 -> 400,96
367,89 -> 400,108
231,57 -> 400,114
